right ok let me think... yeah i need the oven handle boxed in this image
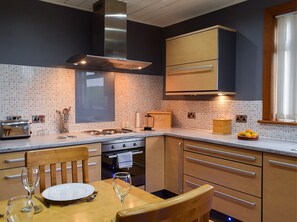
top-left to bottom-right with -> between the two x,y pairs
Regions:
106,150 -> 143,159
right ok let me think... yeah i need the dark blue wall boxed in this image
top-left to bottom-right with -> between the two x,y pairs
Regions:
0,0 -> 162,75
163,0 -> 290,100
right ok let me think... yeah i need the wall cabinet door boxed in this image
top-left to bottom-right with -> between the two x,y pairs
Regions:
165,137 -> 183,194
145,136 -> 165,193
263,153 -> 297,222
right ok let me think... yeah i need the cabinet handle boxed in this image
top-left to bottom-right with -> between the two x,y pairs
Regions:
178,142 -> 183,194
268,160 -> 297,170
214,190 -> 256,208
88,149 -> 98,153
45,162 -> 97,173
4,162 -> 97,179
186,156 -> 256,177
5,174 -> 22,179
185,180 -> 256,208
186,144 -> 256,161
5,157 -> 25,163
106,150 -> 143,159
168,65 -> 213,75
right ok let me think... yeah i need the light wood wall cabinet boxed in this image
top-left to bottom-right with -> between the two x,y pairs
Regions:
183,140 -> 262,222
0,143 -> 101,200
164,136 -> 183,194
145,136 -> 165,193
165,25 -> 236,95
263,153 -> 297,222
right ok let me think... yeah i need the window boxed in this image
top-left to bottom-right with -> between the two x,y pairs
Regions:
75,71 -> 115,123
260,0 -> 297,125
274,12 -> 297,122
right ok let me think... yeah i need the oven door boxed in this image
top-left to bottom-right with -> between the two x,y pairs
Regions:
101,147 -> 145,187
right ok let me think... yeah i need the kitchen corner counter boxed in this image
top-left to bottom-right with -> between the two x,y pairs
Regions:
0,128 -> 297,157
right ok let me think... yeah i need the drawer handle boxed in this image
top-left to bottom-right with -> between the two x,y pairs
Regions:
4,162 -> 97,179
5,174 -> 22,179
45,162 -> 97,173
168,65 -> 213,75
214,190 -> 256,208
268,160 -> 297,170
5,157 -> 25,163
88,149 -> 98,153
185,180 -> 256,208
186,144 -> 256,161
186,157 -> 256,177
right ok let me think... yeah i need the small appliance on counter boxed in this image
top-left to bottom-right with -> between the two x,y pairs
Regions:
143,114 -> 154,131
0,118 -> 31,140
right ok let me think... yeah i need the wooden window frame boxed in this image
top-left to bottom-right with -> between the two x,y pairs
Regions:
258,0 -> 297,126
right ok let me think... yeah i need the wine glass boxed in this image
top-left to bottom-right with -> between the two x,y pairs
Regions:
21,167 -> 43,213
112,172 -> 132,206
6,196 -> 34,222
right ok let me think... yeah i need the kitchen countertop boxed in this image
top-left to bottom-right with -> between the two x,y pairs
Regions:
0,128 -> 297,157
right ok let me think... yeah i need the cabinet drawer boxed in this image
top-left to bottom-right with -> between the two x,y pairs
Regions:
40,156 -> 101,188
184,140 -> 262,166
0,143 -> 101,171
184,175 -> 261,222
0,151 -> 26,169
184,151 -> 261,197
0,167 -> 27,200
166,28 -> 218,66
67,143 -> 101,157
166,60 -> 218,93
0,157 -> 101,200
263,153 -> 297,222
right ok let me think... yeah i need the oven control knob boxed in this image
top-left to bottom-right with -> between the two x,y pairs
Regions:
123,144 -> 126,148
133,143 -> 137,146
111,145 -> 115,149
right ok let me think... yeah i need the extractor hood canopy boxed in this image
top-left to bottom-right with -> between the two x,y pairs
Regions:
67,0 -> 151,71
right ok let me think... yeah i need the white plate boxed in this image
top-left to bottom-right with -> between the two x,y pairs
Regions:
42,183 -> 95,202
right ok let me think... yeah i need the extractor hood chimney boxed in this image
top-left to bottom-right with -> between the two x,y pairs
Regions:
66,0 -> 151,70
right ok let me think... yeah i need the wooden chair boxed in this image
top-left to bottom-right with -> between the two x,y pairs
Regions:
25,146 -> 89,192
115,184 -> 214,222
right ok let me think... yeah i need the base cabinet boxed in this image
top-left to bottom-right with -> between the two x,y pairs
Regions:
263,153 -> 297,222
145,136 -> 165,193
183,139 -> 262,222
165,137 -> 183,194
184,175 -> 261,222
0,143 -> 101,200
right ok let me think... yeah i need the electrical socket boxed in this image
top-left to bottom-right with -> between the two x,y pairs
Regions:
32,115 -> 45,123
188,112 -> 196,119
235,115 -> 247,123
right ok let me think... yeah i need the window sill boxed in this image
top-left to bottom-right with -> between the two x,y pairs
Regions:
257,120 -> 297,126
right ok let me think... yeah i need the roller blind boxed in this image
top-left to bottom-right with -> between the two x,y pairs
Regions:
274,12 -> 297,122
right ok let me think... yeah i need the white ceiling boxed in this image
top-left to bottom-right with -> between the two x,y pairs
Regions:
40,0 -> 246,27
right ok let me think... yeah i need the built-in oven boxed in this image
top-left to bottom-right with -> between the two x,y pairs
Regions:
101,138 -> 145,188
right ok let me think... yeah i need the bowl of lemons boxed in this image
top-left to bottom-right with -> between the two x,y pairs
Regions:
237,129 -> 259,140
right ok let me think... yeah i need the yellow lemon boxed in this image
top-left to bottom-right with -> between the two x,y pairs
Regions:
245,129 -> 253,133
245,132 -> 252,138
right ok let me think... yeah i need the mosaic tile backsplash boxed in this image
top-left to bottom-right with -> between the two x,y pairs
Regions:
0,64 -> 163,135
0,63 -> 296,141
161,99 -> 297,142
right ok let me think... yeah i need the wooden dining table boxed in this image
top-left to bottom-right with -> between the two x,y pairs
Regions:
0,179 -> 163,222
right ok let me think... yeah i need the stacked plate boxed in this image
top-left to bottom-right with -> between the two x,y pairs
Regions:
42,183 -> 95,205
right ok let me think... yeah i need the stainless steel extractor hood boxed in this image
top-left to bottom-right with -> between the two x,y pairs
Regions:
67,0 -> 151,71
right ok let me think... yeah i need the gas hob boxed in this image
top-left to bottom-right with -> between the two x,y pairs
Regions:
83,128 -> 134,136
